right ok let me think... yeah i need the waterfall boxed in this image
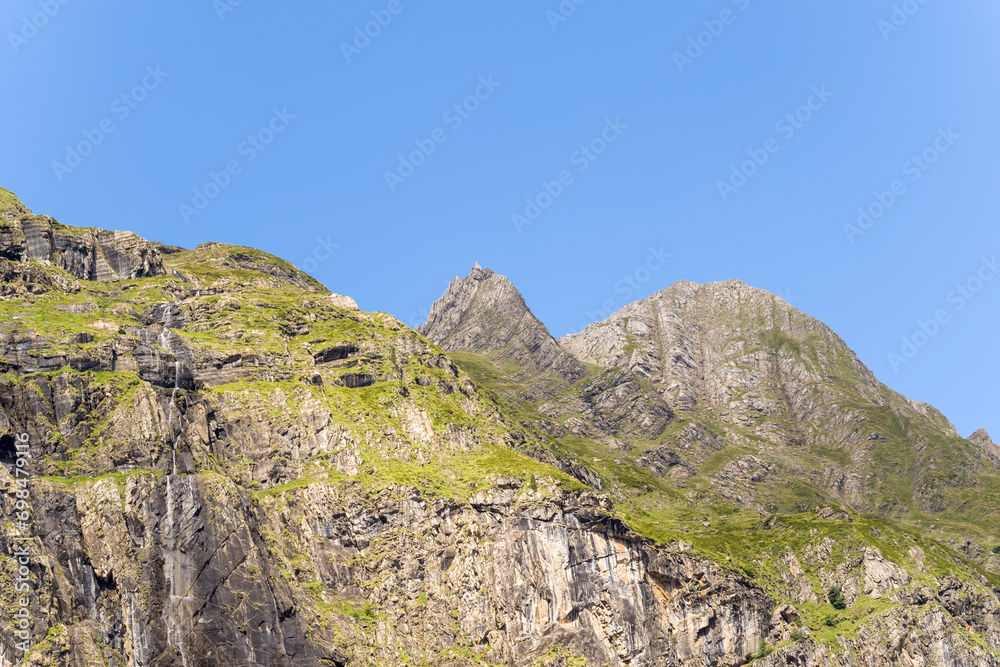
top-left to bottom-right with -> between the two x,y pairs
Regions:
158,301 -> 193,667
159,302 -> 185,474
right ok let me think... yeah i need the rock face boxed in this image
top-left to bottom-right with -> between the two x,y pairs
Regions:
418,264 -> 585,383
1,191 -> 165,282
1,189 -> 1000,667
971,428 -> 997,449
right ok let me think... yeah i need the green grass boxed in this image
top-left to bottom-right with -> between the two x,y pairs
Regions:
702,445 -> 755,475
0,185 -> 29,214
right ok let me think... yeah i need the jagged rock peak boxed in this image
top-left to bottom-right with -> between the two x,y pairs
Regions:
418,265 -> 584,381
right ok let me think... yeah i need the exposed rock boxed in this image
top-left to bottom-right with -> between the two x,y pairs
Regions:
327,293 -> 359,310
1,211 -> 165,281
862,546 -> 910,598
970,429 -> 996,449
418,264 -> 584,383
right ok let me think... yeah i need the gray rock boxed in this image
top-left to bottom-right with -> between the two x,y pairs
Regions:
419,264 -> 585,383
1,214 -> 165,281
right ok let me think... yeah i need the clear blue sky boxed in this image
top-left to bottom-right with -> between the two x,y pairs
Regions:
2,1 -> 997,440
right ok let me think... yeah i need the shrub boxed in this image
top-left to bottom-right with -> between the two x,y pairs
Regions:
992,545 -> 1000,554
824,614 -> 837,627
828,586 -> 847,609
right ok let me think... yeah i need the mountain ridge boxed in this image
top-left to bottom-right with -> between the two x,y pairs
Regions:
421,264 -> 998,528
2,189 -> 1000,666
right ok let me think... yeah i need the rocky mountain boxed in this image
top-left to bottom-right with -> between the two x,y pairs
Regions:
418,263 -> 585,393
0,190 -> 999,667
971,428 -> 997,449
421,266 -> 1000,665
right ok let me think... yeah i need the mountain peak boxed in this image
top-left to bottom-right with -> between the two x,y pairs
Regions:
970,428 -> 996,448
467,262 -> 493,281
418,266 -> 584,382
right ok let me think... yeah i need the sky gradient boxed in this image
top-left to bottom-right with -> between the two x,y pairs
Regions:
2,0 -> 997,440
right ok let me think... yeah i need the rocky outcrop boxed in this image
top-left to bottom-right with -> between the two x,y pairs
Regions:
971,429 -> 996,449
327,293 -> 359,310
419,264 -> 585,383
1,201 -> 165,282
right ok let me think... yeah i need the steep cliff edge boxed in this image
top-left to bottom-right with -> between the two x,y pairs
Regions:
0,187 -> 165,282
1,190 -> 999,666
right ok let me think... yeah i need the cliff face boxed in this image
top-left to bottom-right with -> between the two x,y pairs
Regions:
1,188 -> 165,282
1,191 -> 1000,666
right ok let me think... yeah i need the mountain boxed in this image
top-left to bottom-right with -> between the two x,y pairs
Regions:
426,273 -> 1000,526
1,191 -> 999,667
418,263 -> 585,388
421,266 -> 1000,664
557,279 -> 998,516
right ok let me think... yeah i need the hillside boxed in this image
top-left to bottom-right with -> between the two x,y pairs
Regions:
0,191 -> 998,666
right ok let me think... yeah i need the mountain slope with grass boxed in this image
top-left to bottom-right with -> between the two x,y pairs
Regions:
0,192 -> 998,666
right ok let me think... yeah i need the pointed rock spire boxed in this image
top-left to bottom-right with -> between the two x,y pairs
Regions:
418,265 -> 584,381
970,429 -> 996,448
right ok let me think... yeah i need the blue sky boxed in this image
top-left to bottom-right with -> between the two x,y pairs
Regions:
2,1 -> 997,440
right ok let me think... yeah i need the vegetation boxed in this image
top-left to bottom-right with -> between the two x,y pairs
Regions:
828,586 -> 847,610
